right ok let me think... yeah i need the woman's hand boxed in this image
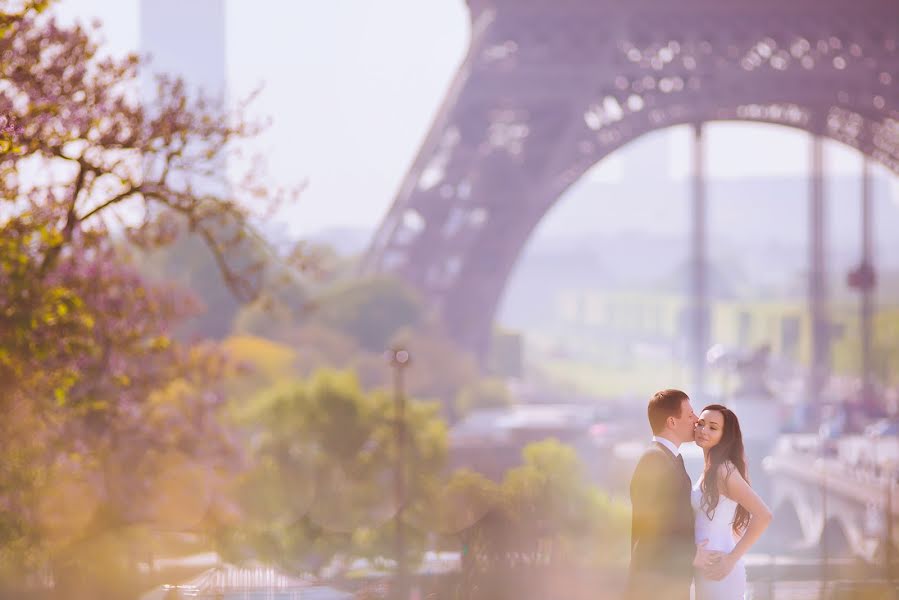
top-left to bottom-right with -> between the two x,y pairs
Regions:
692,540 -> 724,570
702,551 -> 738,581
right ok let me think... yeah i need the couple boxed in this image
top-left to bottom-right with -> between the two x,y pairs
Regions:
627,389 -> 773,600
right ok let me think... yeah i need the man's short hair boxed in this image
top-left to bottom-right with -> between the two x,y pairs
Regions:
647,389 -> 689,434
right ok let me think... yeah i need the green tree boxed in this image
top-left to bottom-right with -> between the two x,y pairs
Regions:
140,232 -> 246,339
502,440 -> 626,564
455,377 -> 513,416
312,277 -> 425,353
230,267 -> 310,341
444,440 -> 630,600
221,369 -> 448,575
399,327 -> 481,421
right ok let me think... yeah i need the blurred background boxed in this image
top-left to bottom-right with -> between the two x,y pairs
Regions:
1,0 -> 899,598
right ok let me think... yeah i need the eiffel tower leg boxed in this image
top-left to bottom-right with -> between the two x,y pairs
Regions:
365,3 -> 899,364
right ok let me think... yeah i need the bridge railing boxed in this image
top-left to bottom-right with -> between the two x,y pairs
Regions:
766,435 -> 899,513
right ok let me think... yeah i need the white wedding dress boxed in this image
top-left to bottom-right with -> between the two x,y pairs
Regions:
692,480 -> 746,599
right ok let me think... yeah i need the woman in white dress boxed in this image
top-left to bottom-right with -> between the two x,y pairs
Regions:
692,404 -> 773,599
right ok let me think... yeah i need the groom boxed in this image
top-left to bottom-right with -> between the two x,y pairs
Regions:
626,389 -> 715,600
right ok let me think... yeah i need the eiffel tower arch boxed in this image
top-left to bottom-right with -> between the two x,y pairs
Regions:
363,0 -> 899,359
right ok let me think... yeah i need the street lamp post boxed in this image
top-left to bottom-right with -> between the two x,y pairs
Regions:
389,346 -> 411,600
848,156 -> 877,415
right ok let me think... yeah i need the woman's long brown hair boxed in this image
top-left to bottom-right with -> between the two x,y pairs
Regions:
699,404 -> 751,534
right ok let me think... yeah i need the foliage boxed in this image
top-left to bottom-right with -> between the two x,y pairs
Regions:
290,324 -> 364,375
454,378 -> 513,417
229,311 -> 483,423
139,231 -> 246,340
223,335 -> 298,385
219,369 -> 448,575
432,440 -> 629,600
230,267 -> 310,342
0,1 -> 49,153
0,3 -> 302,595
0,228 -> 240,597
223,315 -> 486,440
0,5 -> 302,301
394,326 -> 481,421
311,277 -> 425,353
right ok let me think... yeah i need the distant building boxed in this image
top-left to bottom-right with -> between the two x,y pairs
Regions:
137,0 -> 237,340
557,290 -> 899,374
139,0 -> 226,98
139,0 -> 228,193
490,330 -> 524,378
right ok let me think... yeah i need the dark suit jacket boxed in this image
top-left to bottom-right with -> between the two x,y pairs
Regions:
626,441 -> 695,600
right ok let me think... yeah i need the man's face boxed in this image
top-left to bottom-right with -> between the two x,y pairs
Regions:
672,398 -> 698,444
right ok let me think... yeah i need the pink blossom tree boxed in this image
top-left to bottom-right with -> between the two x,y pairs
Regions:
0,2 -> 304,596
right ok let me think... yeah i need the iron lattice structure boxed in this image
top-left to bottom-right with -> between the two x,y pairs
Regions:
363,0 -> 899,357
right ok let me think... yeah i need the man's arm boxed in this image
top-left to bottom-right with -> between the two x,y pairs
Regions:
630,451 -> 670,558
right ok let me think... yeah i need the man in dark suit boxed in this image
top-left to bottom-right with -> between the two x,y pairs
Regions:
627,389 -> 716,600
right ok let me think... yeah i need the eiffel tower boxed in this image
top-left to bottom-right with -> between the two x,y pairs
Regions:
364,0 -> 899,369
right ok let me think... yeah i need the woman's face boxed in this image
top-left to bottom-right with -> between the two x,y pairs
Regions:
694,409 -> 725,449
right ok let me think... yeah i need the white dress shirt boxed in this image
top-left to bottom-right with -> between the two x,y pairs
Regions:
652,435 -> 681,457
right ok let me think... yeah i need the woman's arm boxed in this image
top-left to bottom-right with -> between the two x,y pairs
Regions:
704,464 -> 772,581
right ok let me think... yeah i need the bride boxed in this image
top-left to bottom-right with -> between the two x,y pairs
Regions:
692,404 -> 773,599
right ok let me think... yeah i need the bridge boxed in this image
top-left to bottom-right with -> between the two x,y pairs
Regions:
362,0 -> 899,402
765,434 -> 899,564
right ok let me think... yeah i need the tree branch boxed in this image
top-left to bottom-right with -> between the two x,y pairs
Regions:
79,185 -> 142,222
38,157 -> 87,276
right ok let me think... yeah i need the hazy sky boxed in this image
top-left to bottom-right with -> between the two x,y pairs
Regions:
54,0 -> 896,238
